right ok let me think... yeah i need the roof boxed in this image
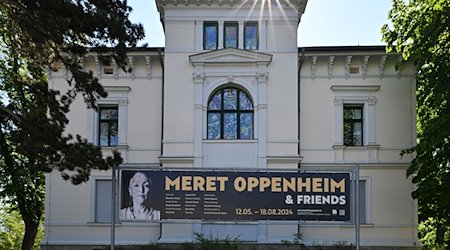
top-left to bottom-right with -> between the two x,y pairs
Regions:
90,45 -> 390,54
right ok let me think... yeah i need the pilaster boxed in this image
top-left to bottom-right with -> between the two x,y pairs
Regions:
218,21 -> 224,49
334,97 -> 344,146
193,64 -> 205,168
257,63 -> 268,169
238,21 -> 244,49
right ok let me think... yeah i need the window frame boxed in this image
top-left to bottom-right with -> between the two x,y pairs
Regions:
244,21 -> 258,50
354,177 -> 371,224
103,65 -> 114,75
92,178 -> 113,223
207,87 -> 254,140
223,22 -> 239,49
98,106 -> 119,147
203,21 -> 219,50
87,86 -> 130,148
343,105 -> 364,147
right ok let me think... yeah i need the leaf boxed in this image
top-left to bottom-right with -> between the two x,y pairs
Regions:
382,0 -> 450,245
0,0 -> 142,248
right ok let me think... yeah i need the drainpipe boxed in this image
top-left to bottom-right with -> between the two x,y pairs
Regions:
297,47 -> 305,242
157,48 -> 165,166
297,48 -> 305,169
157,48 -> 165,241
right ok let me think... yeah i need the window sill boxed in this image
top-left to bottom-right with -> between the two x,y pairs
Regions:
100,144 -> 129,150
299,222 -> 374,227
204,139 -> 257,144
333,145 -> 379,150
87,222 -> 121,226
344,146 -> 367,150
87,221 -> 160,226
339,223 -> 375,228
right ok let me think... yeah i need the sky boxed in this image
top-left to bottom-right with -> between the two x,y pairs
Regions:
127,0 -> 393,47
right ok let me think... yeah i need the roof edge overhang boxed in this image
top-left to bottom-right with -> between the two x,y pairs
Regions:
155,0 -> 308,27
299,45 -> 393,56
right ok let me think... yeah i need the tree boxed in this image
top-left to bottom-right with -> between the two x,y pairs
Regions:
0,0 -> 144,249
382,0 -> 450,247
0,203 -> 44,250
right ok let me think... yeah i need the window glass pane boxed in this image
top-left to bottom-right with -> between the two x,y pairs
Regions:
344,106 -> 363,146
353,122 -> 362,146
244,23 -> 258,50
223,89 -> 237,110
343,122 -> 354,146
208,92 -> 222,110
344,107 -> 362,119
352,109 -> 362,119
99,107 -> 118,147
224,24 -> 238,48
223,113 -> 237,139
110,123 -> 118,146
101,109 -> 118,119
95,180 -> 112,223
343,108 -> 351,119
207,87 -> 254,140
240,113 -> 253,139
207,113 -> 221,139
204,23 -> 218,50
239,91 -> 253,110
99,122 -> 110,147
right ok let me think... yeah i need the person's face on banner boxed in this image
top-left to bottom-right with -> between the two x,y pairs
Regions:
129,172 -> 150,205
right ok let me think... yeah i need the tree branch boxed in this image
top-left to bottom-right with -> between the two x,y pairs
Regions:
0,104 -> 22,123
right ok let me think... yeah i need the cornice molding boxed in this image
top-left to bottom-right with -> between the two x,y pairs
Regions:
156,0 -> 307,12
301,53 -> 414,80
330,85 -> 381,92
189,48 -> 272,65
103,86 -> 131,94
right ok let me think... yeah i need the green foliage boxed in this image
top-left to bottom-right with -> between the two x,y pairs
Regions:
281,233 -> 303,247
0,206 -> 23,250
382,0 -> 450,246
311,241 -> 354,250
117,244 -> 170,250
194,233 -> 241,250
0,0 -> 144,249
0,204 -> 44,250
115,235 -> 241,250
418,217 -> 450,249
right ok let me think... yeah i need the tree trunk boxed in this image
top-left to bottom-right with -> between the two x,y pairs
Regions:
436,223 -> 445,245
22,218 -> 39,250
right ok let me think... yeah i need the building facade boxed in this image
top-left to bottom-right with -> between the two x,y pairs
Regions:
43,0 -> 419,249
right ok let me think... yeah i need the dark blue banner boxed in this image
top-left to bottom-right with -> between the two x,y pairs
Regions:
120,170 -> 350,221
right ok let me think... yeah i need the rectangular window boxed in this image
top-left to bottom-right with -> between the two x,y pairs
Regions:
343,105 -> 363,146
244,22 -> 258,50
224,22 -> 238,48
99,107 -> 118,147
95,180 -> 112,223
103,66 -> 114,75
203,22 -> 218,50
359,180 -> 366,223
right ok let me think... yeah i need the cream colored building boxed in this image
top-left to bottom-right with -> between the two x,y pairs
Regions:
43,0 -> 419,249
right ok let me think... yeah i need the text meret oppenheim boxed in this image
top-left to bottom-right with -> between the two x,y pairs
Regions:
165,176 -> 346,193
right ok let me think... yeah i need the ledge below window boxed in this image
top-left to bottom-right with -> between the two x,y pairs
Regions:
332,144 -> 380,150
100,144 -> 129,163
333,144 -> 380,163
267,156 -> 302,164
100,144 -> 129,150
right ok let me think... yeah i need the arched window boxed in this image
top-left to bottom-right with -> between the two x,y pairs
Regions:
207,87 -> 254,139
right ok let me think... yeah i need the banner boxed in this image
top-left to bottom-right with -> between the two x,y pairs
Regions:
120,170 -> 350,221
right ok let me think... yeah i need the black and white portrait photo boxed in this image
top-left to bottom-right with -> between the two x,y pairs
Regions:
120,170 -> 160,221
